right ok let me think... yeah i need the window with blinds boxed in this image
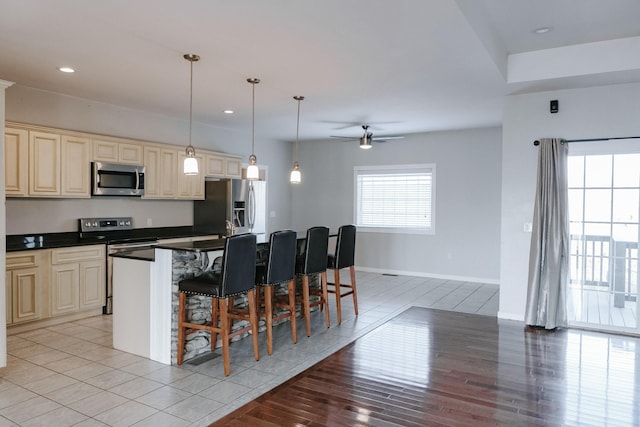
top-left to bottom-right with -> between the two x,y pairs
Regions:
354,164 -> 435,234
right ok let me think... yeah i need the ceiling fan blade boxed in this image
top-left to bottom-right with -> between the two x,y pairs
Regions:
330,135 -> 359,140
371,135 -> 404,141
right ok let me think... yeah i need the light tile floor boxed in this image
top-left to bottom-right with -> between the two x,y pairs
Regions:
0,271 -> 499,426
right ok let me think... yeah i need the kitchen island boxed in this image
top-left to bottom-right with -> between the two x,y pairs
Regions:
111,232 -> 324,365
111,236 -> 262,364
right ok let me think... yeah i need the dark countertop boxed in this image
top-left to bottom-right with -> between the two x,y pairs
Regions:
110,248 -> 156,262
156,237 -> 228,253
6,226 -> 223,252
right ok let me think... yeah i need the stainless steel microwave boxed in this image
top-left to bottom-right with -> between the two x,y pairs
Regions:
92,162 -> 145,196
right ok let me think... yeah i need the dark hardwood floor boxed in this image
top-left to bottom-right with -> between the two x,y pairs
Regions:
211,307 -> 640,426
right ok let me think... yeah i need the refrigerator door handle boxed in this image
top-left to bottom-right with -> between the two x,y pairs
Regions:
248,183 -> 256,230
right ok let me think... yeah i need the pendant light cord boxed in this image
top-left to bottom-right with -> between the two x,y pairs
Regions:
295,98 -> 300,162
188,59 -> 193,149
251,81 -> 255,156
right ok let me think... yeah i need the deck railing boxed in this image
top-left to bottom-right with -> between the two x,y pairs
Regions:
569,234 -> 638,307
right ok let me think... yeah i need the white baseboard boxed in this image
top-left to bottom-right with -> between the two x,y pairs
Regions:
498,311 -> 524,322
355,266 -> 500,285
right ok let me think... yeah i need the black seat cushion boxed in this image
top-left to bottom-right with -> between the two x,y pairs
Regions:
179,270 -> 223,297
296,226 -> 329,275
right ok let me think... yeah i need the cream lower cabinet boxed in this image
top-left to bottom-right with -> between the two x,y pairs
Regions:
50,245 -> 105,317
6,251 -> 46,325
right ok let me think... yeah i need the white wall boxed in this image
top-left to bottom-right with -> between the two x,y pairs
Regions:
1,79 -> 14,367
5,85 -> 293,234
292,127 -> 502,283
499,82 -> 640,321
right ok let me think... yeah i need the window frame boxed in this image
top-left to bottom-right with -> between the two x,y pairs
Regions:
353,163 -> 436,235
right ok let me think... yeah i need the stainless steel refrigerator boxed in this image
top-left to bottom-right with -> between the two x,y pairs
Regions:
194,176 -> 267,237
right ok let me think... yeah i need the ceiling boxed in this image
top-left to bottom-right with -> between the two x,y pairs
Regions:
1,0 -> 639,143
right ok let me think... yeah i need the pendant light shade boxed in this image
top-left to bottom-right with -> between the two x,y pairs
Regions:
290,95 -> 304,184
246,78 -> 260,180
183,54 -> 199,175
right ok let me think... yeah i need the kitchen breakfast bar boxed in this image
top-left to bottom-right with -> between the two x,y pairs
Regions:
112,237 -> 235,365
111,233 -> 334,366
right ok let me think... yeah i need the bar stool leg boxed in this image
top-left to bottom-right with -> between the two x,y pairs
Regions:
321,271 -> 330,329
302,275 -> 311,337
177,292 -> 186,365
333,269 -> 343,324
264,286 -> 274,355
219,298 -> 231,376
211,297 -> 219,350
247,289 -> 260,361
287,279 -> 297,344
350,265 -> 358,315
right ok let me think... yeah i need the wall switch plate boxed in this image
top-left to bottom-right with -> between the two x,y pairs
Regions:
146,218 -> 153,226
524,222 -> 533,232
550,99 -> 559,113
269,211 -> 276,218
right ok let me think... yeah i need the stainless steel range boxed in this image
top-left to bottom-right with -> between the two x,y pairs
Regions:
79,217 -> 158,314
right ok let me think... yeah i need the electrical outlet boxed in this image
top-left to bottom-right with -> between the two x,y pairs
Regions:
524,222 -> 533,232
147,218 -> 153,226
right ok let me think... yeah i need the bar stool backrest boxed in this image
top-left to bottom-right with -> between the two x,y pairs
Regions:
334,225 -> 356,269
221,233 -> 257,296
301,226 -> 330,275
265,230 -> 297,284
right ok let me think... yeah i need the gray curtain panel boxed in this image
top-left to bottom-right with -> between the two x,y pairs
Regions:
525,138 -> 569,329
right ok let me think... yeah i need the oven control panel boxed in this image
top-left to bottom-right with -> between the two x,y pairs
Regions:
79,217 -> 133,232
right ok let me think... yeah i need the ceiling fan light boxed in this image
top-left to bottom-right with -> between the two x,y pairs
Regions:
359,137 -> 372,149
290,161 -> 301,184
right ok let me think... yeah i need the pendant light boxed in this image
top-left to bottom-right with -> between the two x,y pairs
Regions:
183,54 -> 199,175
290,95 -> 304,184
246,78 -> 260,180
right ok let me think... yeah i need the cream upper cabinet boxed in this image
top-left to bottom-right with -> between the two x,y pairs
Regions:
178,152 -> 205,199
142,146 -> 178,199
61,135 -> 91,197
204,153 -> 242,178
143,145 -> 161,198
5,127 -> 28,197
204,154 -> 225,176
226,157 -> 242,178
160,148 -> 178,198
93,139 -> 143,165
29,131 -> 61,196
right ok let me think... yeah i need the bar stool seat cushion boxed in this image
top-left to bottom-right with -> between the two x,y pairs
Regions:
178,271 -> 223,297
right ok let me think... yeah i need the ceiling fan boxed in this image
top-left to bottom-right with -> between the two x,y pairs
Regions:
330,125 -> 404,149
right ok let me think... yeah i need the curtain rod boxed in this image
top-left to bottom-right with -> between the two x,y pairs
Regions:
533,136 -> 640,146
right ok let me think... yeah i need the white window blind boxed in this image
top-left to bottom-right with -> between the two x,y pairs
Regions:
354,164 -> 435,234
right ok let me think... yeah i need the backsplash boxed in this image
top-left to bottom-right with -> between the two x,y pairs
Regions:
6,198 -> 193,235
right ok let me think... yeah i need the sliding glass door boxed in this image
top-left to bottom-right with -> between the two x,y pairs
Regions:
567,139 -> 640,333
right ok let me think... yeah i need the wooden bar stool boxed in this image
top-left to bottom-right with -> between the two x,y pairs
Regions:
327,224 -> 357,324
177,233 -> 259,376
296,226 -> 330,337
255,230 -> 297,355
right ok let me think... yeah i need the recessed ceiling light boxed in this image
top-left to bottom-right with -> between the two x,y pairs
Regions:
533,27 -> 552,34
58,67 -> 75,73
223,110 -> 234,114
